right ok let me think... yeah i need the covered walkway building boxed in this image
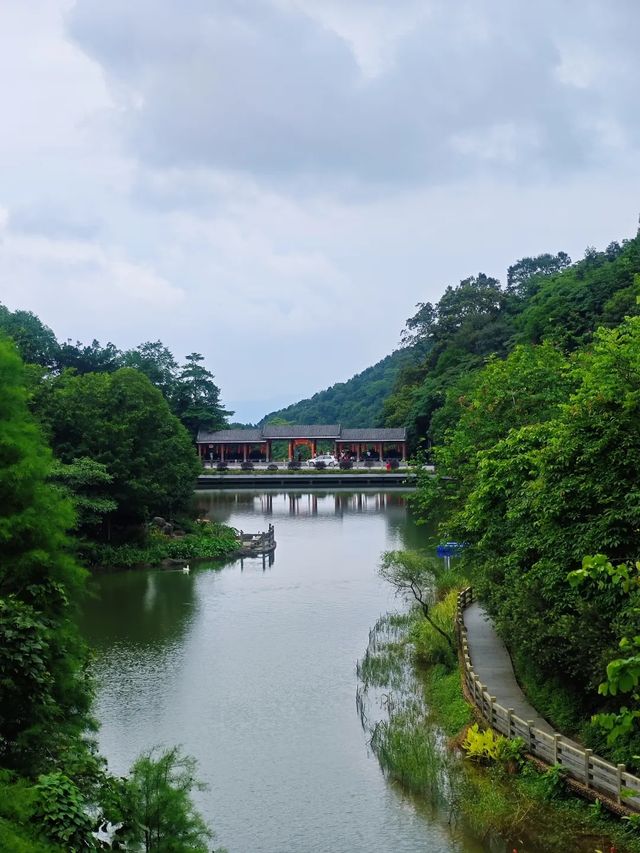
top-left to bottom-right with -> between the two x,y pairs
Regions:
197,424 -> 407,463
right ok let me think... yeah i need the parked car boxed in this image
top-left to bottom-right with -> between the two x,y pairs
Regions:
307,454 -> 338,468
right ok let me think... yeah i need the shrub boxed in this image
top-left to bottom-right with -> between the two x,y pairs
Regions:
387,459 -> 400,470
339,460 -> 353,469
240,461 -> 254,470
287,461 -> 301,470
314,460 -> 327,470
363,459 -> 375,468
215,462 -> 228,471
33,773 -> 94,850
267,463 -> 278,471
411,589 -> 458,667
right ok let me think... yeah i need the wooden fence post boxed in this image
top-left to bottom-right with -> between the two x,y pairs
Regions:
489,696 -> 496,726
553,734 -> 561,765
617,764 -> 625,804
507,708 -> 514,739
527,720 -> 535,753
584,749 -> 593,788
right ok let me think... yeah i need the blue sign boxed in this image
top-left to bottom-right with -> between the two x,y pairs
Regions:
436,541 -> 466,558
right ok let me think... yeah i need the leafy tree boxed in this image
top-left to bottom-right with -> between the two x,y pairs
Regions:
49,458 -> 117,532
506,251 -> 571,296
0,337 -> 91,773
34,368 -> 200,528
379,551 -> 454,652
173,353 -> 229,440
124,747 -> 216,853
56,339 -> 122,374
121,341 -> 179,400
0,305 -> 60,369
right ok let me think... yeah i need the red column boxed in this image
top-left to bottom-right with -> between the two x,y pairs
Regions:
243,444 -> 248,462
312,440 -> 317,457
401,443 -> 406,462
356,444 -> 361,462
378,443 -> 383,462
266,441 -> 271,462
220,444 -> 225,462
288,440 -> 293,461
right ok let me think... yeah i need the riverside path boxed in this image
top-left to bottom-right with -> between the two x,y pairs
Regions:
463,601 -> 556,735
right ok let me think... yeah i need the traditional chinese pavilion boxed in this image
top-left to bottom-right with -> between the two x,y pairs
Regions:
196,424 -> 407,463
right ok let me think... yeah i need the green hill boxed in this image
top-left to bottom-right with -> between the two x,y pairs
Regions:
260,347 -> 416,427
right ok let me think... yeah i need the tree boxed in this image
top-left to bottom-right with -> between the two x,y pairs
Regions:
379,551 -> 455,652
506,251 -> 571,296
0,337 -> 91,773
121,341 -> 179,400
34,368 -> 201,528
124,747 -> 216,853
173,353 -> 230,440
49,457 -> 117,532
56,338 -> 122,374
0,304 -> 60,369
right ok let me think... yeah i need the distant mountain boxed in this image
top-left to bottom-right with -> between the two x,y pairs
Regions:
260,347 -> 416,427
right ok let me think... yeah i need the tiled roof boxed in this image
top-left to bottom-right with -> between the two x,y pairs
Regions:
197,428 -> 264,443
262,424 -> 341,439
340,428 -> 407,442
197,425 -> 407,443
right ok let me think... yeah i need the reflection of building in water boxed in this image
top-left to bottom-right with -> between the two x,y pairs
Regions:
198,490 -> 410,521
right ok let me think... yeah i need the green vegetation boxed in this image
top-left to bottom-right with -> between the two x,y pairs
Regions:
86,522 -> 239,569
361,561 -> 640,852
0,337 -> 223,850
262,347 -> 416,427
390,231 -> 640,769
0,304 -> 230,441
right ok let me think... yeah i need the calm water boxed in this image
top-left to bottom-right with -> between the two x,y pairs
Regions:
81,490 -> 481,853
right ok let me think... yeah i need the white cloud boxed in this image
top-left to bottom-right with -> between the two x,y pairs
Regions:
0,0 -> 638,420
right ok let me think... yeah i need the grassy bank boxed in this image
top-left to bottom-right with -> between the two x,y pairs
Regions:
359,592 -> 640,852
82,521 -> 239,569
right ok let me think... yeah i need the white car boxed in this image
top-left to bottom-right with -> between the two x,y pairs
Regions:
307,454 -> 338,468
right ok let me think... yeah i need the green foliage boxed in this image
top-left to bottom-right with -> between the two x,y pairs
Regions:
262,347 -> 416,427
49,457 -> 117,531
33,772 -> 95,850
537,764 -> 569,801
33,368 -> 201,528
422,664 -> 472,737
172,352 -> 230,440
85,522 -> 239,568
0,338 -> 92,773
461,724 -> 502,762
410,589 -> 458,667
371,707 -> 451,802
124,746 -> 214,853
0,305 -> 60,369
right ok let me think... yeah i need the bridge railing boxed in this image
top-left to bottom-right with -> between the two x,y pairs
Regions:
456,587 -> 640,812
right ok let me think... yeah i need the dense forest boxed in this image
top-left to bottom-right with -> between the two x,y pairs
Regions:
399,230 -> 640,769
261,347 -> 415,427
0,337 -> 225,850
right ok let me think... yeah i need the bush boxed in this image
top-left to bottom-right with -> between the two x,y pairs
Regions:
287,461 -> 301,470
387,459 -> 400,470
411,590 -> 458,667
339,460 -> 353,469
215,462 -> 228,471
240,461 -> 254,470
314,460 -> 327,470
363,459 -> 375,468
267,463 -> 278,471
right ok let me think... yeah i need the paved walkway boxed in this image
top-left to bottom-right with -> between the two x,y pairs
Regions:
463,601 -> 555,734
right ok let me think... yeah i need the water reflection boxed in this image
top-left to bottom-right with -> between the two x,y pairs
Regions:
82,490 -> 471,853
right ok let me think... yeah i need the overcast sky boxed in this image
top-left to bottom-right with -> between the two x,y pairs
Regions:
1,0 -> 639,421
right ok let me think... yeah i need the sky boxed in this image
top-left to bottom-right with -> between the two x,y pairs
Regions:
1,0 -> 639,422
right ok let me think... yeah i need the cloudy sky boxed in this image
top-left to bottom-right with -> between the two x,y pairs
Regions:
1,0 -> 638,421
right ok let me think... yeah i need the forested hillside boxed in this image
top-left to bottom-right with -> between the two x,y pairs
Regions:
384,236 -> 640,446
261,346 -> 416,426
404,229 -> 640,770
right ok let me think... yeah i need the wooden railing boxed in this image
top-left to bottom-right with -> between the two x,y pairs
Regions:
456,587 -> 640,811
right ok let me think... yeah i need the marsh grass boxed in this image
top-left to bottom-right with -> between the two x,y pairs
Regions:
358,597 -> 640,853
